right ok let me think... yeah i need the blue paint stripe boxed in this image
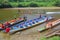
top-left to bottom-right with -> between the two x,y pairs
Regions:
5,16 -> 52,32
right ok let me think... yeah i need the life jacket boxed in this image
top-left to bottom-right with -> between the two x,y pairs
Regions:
1,24 -> 5,29
0,24 -> 5,29
5,27 -> 10,33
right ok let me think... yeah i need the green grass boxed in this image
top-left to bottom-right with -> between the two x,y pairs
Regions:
40,36 -> 60,40
48,36 -> 60,40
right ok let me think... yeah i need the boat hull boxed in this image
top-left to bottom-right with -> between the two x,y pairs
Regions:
38,19 -> 60,32
3,16 -> 53,34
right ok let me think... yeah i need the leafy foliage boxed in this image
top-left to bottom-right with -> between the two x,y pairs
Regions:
40,36 -> 60,40
0,0 -> 60,8
18,4 -> 24,7
28,3 -> 38,7
54,1 -> 60,7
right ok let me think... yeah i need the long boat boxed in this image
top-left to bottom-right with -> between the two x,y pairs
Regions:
4,18 -> 26,26
3,16 -> 53,34
38,19 -> 60,32
0,17 -> 26,30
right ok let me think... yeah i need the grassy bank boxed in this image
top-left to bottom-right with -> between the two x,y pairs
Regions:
40,36 -> 60,40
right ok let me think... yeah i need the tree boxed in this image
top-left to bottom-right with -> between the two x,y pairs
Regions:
29,3 -> 38,7
18,0 -> 24,2
0,1 -> 12,8
9,0 -> 17,2
54,1 -> 60,7
0,3 -> 12,8
0,4 -> 3,8
18,4 -> 24,7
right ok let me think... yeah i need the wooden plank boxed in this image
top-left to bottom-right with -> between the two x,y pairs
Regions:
45,30 -> 60,38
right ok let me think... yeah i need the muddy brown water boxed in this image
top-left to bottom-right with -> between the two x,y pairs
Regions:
0,14 -> 60,40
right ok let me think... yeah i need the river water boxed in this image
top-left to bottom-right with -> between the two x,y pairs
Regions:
0,13 -> 60,40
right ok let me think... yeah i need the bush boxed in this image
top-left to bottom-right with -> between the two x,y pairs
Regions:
28,3 -> 38,7
0,4 -> 3,8
18,4 -> 25,7
0,3 -> 12,8
54,1 -> 60,7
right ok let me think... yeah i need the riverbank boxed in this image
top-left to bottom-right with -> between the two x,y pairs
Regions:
0,7 -> 60,10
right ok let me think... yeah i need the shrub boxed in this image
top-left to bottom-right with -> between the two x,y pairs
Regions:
0,4 -> 3,8
0,3 -> 12,8
18,4 -> 24,7
54,1 -> 60,7
28,3 -> 38,7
